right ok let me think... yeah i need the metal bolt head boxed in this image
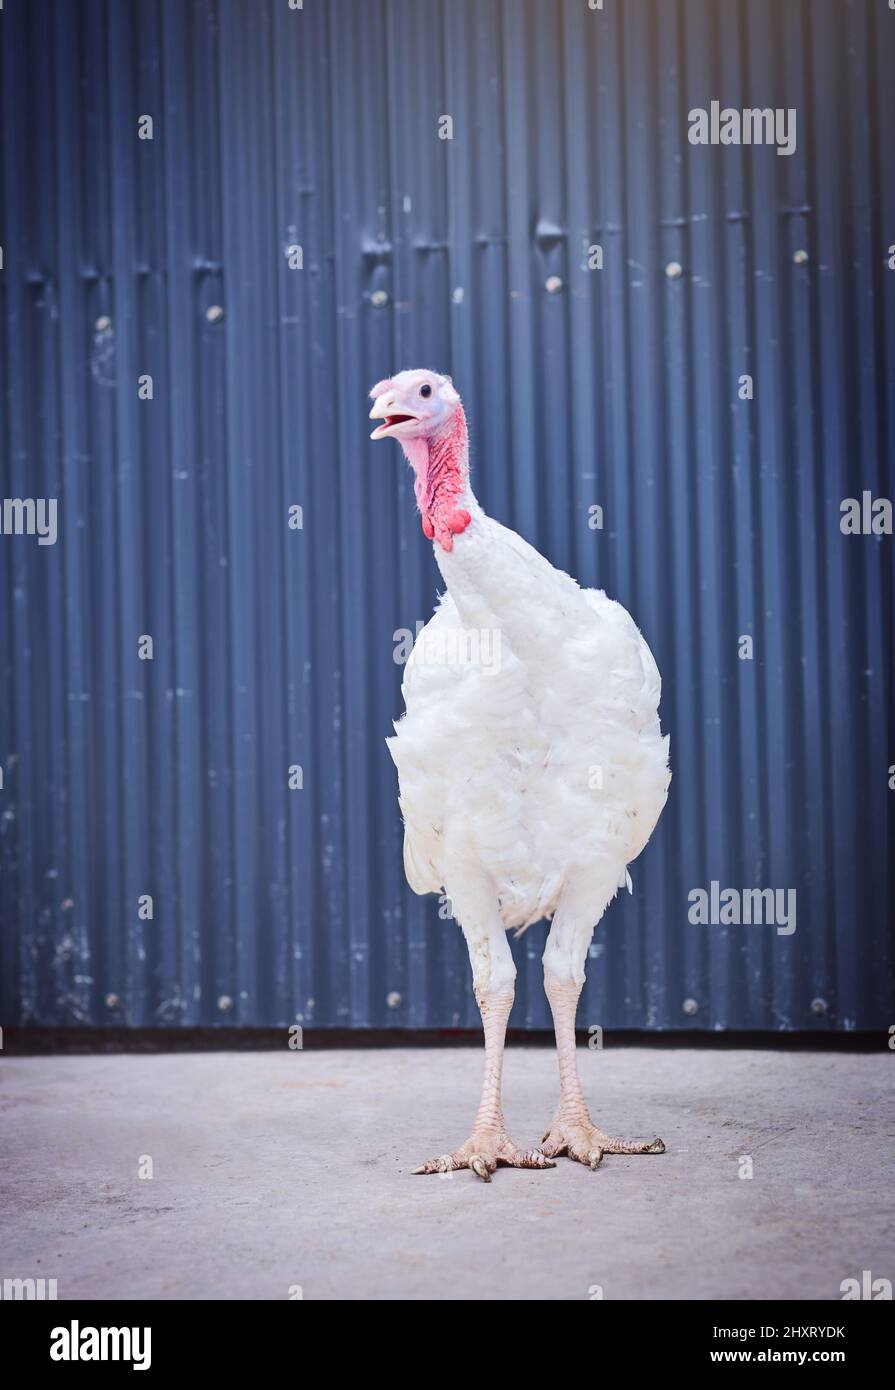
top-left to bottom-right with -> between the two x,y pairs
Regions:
545,275 -> 563,294
206,304 -> 224,323
386,991 -> 402,1009
370,289 -> 389,308
95,315 -> 112,333
665,261 -> 683,281
792,249 -> 809,266
811,997 -> 828,1015
217,994 -> 234,1012
682,997 -> 699,1016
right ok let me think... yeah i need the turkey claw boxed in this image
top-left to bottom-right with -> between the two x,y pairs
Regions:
411,1129 -> 555,1181
540,1117 -> 665,1169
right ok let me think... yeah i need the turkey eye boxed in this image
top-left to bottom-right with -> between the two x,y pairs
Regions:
419,384 -> 432,398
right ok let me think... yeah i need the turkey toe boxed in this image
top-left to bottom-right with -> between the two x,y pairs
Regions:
540,1119 -> 665,1168
411,1129 -> 554,1180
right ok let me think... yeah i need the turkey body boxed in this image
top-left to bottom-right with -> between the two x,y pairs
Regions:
372,368 -> 670,1179
388,510 -> 671,932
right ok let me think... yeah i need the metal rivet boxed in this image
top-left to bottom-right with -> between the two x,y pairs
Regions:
792,249 -> 809,266
386,991 -> 402,1009
682,997 -> 699,1016
105,993 -> 120,1009
545,275 -> 563,294
217,994 -> 233,1012
665,261 -> 683,280
370,289 -> 389,308
206,304 -> 224,323
95,315 -> 112,332
811,997 -> 827,1015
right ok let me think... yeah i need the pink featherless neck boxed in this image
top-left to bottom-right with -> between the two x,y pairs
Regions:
401,404 -> 472,553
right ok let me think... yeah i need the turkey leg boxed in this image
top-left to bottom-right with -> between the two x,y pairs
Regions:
540,882 -> 665,1169
412,912 -> 553,1182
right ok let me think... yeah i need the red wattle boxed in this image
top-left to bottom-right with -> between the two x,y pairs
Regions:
415,407 -> 471,553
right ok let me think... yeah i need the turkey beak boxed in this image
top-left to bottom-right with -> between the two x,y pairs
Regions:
369,394 -> 419,440
369,393 -> 393,440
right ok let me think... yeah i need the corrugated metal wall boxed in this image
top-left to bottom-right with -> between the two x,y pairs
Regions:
0,0 -> 892,1032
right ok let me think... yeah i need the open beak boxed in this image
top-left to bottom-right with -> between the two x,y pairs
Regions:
369,395 -> 420,440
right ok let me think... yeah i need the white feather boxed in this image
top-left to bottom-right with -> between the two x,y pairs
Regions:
388,505 -> 670,933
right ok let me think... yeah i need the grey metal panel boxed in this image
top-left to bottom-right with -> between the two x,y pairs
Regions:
0,0 -> 892,1031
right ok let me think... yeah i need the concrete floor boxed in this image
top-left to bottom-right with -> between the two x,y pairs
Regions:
1,1048 -> 892,1300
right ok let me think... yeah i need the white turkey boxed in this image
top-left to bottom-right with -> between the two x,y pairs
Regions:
370,370 -> 670,1181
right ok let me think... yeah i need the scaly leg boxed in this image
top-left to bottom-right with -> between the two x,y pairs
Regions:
413,884 -> 554,1182
540,874 -> 665,1170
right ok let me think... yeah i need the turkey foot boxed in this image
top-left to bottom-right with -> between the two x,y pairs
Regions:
412,1128 -> 555,1182
540,1116 -> 665,1171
